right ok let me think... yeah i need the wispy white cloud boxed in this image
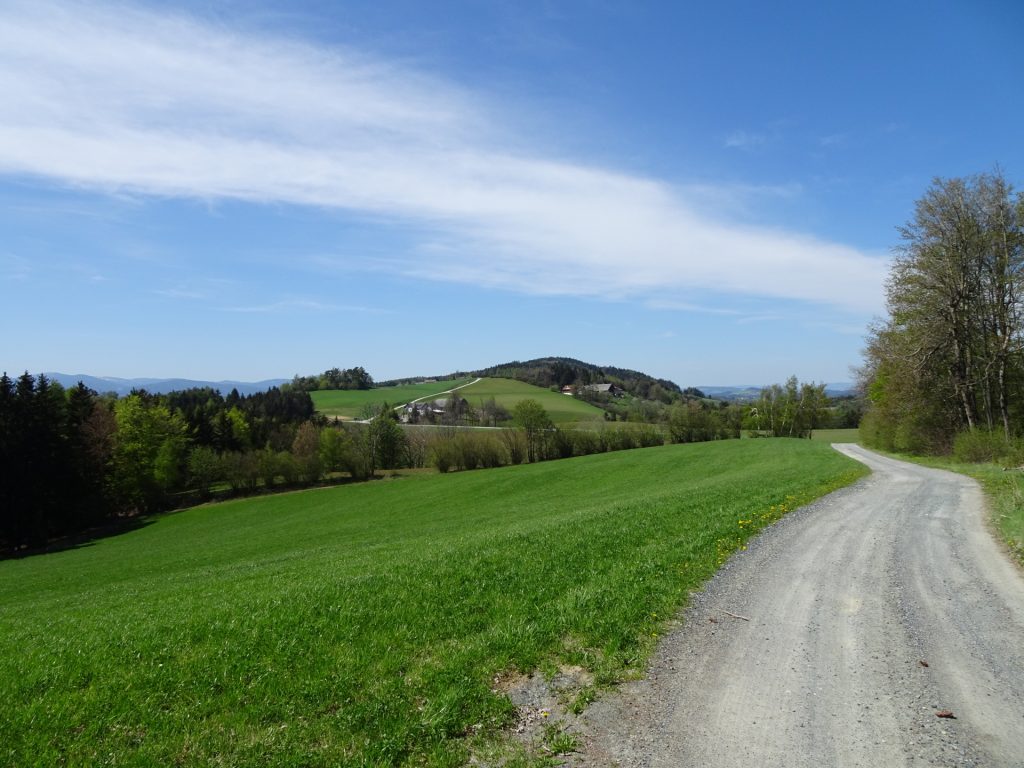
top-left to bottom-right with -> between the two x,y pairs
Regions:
735,314 -> 783,325
723,130 -> 768,150
0,0 -> 887,314
645,299 -> 741,316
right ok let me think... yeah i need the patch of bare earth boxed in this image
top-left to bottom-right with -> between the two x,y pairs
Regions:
474,665 -> 594,763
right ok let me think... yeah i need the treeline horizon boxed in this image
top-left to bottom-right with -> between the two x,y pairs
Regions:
1,367 -> 854,552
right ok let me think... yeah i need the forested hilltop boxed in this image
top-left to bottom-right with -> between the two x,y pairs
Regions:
372,358 -> 692,403
472,357 -> 693,402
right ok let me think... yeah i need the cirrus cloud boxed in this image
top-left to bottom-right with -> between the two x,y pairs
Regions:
0,0 -> 887,314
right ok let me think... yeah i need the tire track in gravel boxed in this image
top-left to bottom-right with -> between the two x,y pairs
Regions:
571,445 -> 1024,767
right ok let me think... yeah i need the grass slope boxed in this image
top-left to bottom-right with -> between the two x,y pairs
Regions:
458,377 -> 606,426
311,378 -> 474,419
0,440 -> 866,766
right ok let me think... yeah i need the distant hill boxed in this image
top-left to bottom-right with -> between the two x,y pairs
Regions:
472,357 -> 683,400
43,373 -> 289,396
700,382 -> 858,402
697,385 -> 764,402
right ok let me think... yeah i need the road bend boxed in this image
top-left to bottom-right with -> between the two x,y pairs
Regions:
576,445 -> 1024,767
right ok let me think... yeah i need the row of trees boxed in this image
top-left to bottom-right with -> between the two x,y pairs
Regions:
1,375 -> 109,548
2,369 -> 837,550
288,366 -> 373,392
860,171 -> 1024,454
0,375 -> 321,549
432,387 -> 823,471
591,385 -> 850,432
744,377 -> 829,438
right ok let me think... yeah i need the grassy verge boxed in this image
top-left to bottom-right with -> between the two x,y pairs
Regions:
882,452 -> 1024,566
0,440 -> 866,766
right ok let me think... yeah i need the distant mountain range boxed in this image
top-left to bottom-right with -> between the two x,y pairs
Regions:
44,373 -> 289,397
39,368 -> 857,401
698,383 -> 857,401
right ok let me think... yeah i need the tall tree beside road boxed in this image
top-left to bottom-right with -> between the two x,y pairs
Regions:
860,171 -> 1024,452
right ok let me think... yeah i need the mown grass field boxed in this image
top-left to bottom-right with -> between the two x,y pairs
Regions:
310,378 -> 474,419
458,377 -> 606,426
0,440 -> 867,766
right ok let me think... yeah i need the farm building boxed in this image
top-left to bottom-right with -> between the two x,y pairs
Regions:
400,396 -> 470,424
584,383 -> 625,397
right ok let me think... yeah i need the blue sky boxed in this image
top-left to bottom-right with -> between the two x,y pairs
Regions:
1,0 -> 1021,386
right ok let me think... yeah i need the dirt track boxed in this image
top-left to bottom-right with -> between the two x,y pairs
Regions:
572,445 -> 1024,767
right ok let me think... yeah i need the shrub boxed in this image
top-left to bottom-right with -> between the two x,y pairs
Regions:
221,451 -> 259,493
257,448 -> 280,488
431,437 -> 458,473
454,433 -> 482,470
634,424 -> 666,448
456,432 -> 508,470
600,426 -> 637,452
276,451 -> 300,485
1001,439 -> 1024,467
402,430 -> 431,468
428,431 -> 507,472
893,420 -> 928,455
858,410 -> 895,451
953,429 -> 1011,463
187,446 -> 222,499
469,433 -> 506,469
551,429 -> 576,459
571,429 -> 602,457
499,429 -> 527,465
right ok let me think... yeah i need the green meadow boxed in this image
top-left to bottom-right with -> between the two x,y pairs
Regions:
0,440 -> 866,766
458,377 -> 606,425
310,378 -> 474,419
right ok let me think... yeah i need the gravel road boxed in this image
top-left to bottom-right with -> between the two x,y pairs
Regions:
572,445 -> 1024,767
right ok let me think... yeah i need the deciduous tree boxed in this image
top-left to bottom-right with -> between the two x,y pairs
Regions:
861,171 -> 1024,451
513,399 -> 553,462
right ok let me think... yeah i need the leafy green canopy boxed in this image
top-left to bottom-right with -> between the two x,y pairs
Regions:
860,171 -> 1024,453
